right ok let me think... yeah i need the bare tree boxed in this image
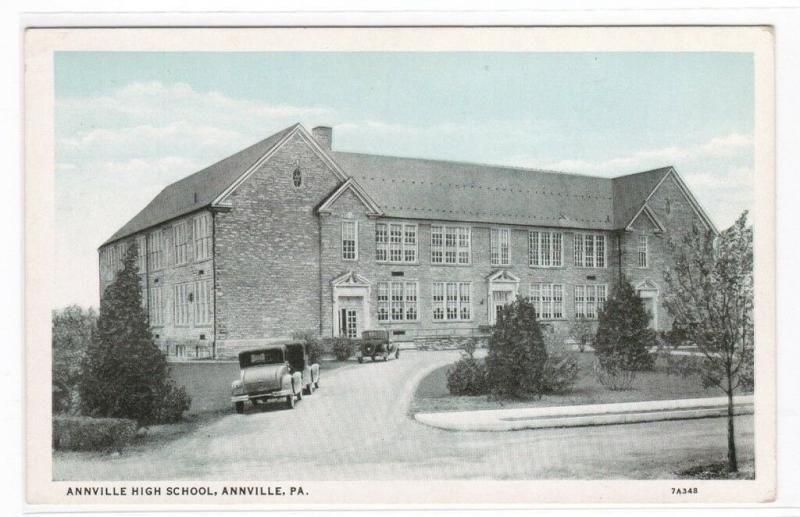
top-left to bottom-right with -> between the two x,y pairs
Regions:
662,211 -> 753,473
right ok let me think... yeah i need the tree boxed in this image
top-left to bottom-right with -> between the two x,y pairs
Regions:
52,305 -> 97,413
80,243 -> 189,426
485,298 -> 548,398
594,278 -> 656,383
662,211 -> 753,473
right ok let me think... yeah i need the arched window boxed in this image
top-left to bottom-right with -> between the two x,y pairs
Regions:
292,167 -> 302,187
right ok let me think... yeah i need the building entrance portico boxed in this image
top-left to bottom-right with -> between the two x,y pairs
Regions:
331,271 -> 371,338
487,270 -> 521,325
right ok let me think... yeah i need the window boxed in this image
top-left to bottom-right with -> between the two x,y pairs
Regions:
529,231 -> 563,267
528,283 -> 564,319
574,284 -> 607,319
173,283 -> 192,326
194,279 -> 212,326
490,228 -> 511,266
147,231 -> 165,271
194,213 -> 212,262
432,281 -> 472,321
638,234 -> 648,268
375,222 -> 417,263
574,233 -> 606,268
376,281 -> 418,322
173,221 -> 189,265
136,235 -> 146,273
342,221 -> 358,260
431,225 -> 471,265
149,286 -> 164,326
293,167 -> 302,187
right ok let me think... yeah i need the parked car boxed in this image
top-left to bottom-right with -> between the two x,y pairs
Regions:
356,330 -> 400,362
230,342 -> 320,413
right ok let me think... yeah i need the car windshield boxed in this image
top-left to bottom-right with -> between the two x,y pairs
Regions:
240,349 -> 284,368
362,331 -> 386,339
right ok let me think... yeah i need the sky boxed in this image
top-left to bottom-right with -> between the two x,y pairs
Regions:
54,51 -> 754,309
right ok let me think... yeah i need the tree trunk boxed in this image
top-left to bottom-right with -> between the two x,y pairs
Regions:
727,378 -> 738,473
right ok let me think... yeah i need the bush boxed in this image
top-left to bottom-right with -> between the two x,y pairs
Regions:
594,278 -> 656,375
52,305 -> 97,414
542,353 -> 579,393
446,357 -> 487,395
155,383 -> 192,424
292,330 -> 324,364
593,357 -> 637,390
331,337 -> 354,361
52,415 -> 136,451
485,298 -> 548,399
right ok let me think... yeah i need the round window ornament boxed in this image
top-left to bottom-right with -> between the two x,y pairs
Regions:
293,167 -> 302,187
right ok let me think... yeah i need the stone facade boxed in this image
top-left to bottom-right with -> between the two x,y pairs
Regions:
98,124 -> 713,359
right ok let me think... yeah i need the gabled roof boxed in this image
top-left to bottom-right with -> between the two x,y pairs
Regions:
317,177 -> 383,217
332,152 -> 616,229
611,167 -> 673,229
102,124 -> 299,246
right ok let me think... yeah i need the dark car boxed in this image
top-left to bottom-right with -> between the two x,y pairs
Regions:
356,330 -> 400,362
230,342 -> 320,413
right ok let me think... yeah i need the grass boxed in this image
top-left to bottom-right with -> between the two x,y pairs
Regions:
677,462 -> 755,480
411,352 -> 747,414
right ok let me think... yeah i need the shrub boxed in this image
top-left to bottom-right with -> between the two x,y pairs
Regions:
541,353 -> 579,393
331,337 -> 354,361
593,357 -> 637,390
155,383 -> 192,424
52,415 -> 136,451
80,243 -> 191,426
594,278 -> 656,375
52,305 -> 97,414
485,298 -> 548,399
446,357 -> 487,395
292,330 -> 324,364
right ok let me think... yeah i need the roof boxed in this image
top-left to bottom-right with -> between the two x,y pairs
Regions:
102,122 -> 711,248
331,152 -> 617,229
611,167 -> 673,229
102,124 -> 298,245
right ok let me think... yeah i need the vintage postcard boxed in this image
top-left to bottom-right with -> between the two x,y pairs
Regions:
24,26 -> 775,507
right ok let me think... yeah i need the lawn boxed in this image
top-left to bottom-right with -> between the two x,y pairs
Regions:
411,352 -> 747,415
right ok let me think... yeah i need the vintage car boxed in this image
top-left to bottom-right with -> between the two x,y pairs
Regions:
356,330 -> 400,362
230,342 -> 320,413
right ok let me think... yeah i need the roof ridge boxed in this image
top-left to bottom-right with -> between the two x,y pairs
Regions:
332,150 -> 616,180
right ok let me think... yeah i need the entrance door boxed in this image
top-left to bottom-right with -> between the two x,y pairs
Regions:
338,296 -> 363,338
638,290 -> 658,330
491,290 -> 511,324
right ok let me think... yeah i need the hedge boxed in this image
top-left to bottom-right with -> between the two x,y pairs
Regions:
52,415 -> 136,451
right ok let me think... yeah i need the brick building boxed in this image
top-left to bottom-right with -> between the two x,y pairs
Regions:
98,123 -> 718,358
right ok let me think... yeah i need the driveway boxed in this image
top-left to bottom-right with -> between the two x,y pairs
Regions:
53,350 -> 754,480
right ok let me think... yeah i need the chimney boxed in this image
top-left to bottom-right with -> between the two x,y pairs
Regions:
312,126 -> 333,150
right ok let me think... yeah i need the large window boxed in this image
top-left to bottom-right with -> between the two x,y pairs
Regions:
431,225 -> 471,265
194,213 -> 212,262
342,221 -> 358,261
529,231 -> 563,267
376,281 -> 418,322
376,222 -> 417,263
194,279 -> 212,325
149,286 -> 164,326
490,228 -> 511,266
574,233 -> 606,268
638,234 -> 648,268
432,281 -> 471,321
528,283 -> 564,319
136,235 -> 147,273
574,284 -> 607,319
173,221 -> 189,265
147,231 -> 165,271
173,282 -> 192,327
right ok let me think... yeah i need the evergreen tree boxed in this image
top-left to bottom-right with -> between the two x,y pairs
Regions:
485,298 -> 548,398
80,243 -> 189,426
594,278 -> 656,375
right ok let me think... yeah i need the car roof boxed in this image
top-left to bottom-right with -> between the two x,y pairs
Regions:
237,341 -> 305,357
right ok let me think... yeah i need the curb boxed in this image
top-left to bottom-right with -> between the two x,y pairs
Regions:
414,395 -> 754,432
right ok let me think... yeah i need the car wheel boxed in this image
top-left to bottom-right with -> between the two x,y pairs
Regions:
358,357 -> 363,363
396,349 -> 400,359
314,380 -> 319,389
235,402 -> 244,414
383,354 -> 388,361
297,386 -> 303,401
305,382 -> 314,395
371,355 -> 376,361
286,395 -> 295,409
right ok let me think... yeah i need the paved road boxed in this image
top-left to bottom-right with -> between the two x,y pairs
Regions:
53,350 -> 754,480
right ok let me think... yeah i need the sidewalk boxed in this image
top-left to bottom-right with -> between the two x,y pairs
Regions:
414,395 -> 754,432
